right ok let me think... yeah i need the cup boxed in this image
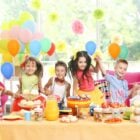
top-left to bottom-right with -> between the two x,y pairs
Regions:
24,111 -> 31,121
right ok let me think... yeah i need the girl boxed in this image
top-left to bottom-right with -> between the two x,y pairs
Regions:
12,57 -> 45,111
0,82 -> 13,112
44,61 -> 70,109
68,51 -> 104,105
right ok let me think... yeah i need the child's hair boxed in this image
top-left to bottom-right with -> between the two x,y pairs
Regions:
21,56 -> 43,78
68,51 -> 91,77
116,59 -> 128,65
55,61 -> 67,74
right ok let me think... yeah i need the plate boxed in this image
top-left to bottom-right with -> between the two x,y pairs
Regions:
3,115 -> 23,121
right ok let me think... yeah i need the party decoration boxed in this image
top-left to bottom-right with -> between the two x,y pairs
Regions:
108,43 -> 120,59
1,22 -> 10,30
0,40 -> 8,53
92,49 -> 103,59
119,45 -> 128,59
49,12 -> 59,23
41,38 -> 51,52
93,8 -> 104,20
32,32 -> 44,40
30,0 -> 42,10
47,43 -> 55,56
29,40 -> 41,56
10,26 -> 20,39
2,52 -> 13,63
56,41 -> 66,52
18,11 -> 34,25
7,40 -> 20,57
19,42 -> 25,53
19,29 -> 32,43
1,62 -> 14,79
22,20 -> 36,33
85,41 -> 97,55
72,20 -> 84,34
111,34 -> 123,45
48,66 -> 55,76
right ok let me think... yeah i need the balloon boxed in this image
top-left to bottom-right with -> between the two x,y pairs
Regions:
2,52 -> 13,63
1,62 -> 14,79
72,20 -> 84,34
111,34 -> 123,45
0,40 -> 8,53
108,43 -> 120,59
32,32 -> 44,40
29,40 -> 41,56
1,22 -> 10,30
22,20 -> 36,32
10,26 -> 20,39
93,8 -> 104,20
85,41 -> 97,55
47,43 -> 55,56
9,20 -> 19,28
7,40 -> 20,57
19,29 -> 32,43
41,38 -> 51,52
19,11 -> 34,25
119,45 -> 129,59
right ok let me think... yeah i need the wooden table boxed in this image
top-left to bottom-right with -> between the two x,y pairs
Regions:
0,119 -> 140,140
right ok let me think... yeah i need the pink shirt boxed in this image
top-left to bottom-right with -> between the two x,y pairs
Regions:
76,70 -> 94,91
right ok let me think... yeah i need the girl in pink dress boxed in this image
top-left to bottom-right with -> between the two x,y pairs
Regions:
68,51 -> 104,105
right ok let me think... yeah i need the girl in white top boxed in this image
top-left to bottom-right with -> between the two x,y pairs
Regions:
44,61 -> 71,109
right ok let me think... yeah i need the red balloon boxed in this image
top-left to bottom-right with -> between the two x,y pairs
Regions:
47,43 -> 55,56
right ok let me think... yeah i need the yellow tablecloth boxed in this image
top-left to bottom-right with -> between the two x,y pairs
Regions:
0,119 -> 140,140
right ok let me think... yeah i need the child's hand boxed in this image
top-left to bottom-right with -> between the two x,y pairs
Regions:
45,89 -> 52,96
13,92 -> 21,98
94,55 -> 101,62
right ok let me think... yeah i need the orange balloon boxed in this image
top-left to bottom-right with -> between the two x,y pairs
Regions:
7,40 -> 20,57
108,43 -> 120,59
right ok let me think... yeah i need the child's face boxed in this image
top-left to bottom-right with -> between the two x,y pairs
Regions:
77,57 -> 87,70
55,66 -> 66,80
24,60 -> 37,75
115,62 -> 128,79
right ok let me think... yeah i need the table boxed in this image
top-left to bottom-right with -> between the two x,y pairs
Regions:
0,119 -> 140,140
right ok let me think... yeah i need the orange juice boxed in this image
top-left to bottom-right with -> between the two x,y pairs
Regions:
44,96 -> 59,121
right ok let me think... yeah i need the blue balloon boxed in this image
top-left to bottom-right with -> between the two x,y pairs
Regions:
22,20 -> 36,32
1,63 -> 14,79
85,41 -> 97,55
29,40 -> 41,56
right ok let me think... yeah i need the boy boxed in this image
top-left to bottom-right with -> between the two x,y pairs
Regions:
98,59 -> 137,104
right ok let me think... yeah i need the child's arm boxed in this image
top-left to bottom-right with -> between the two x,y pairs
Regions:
66,83 -> 71,97
38,78 -> 44,93
44,77 -> 53,95
73,76 -> 78,96
97,58 -> 106,76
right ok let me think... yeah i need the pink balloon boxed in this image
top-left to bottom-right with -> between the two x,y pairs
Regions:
10,26 -> 20,39
19,28 -> 32,43
32,32 -> 44,40
0,30 -> 11,39
72,20 -> 84,34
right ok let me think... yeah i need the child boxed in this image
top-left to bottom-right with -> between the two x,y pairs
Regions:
44,61 -> 70,109
68,51 -> 104,105
98,59 -> 138,105
0,82 -> 13,112
12,57 -> 45,111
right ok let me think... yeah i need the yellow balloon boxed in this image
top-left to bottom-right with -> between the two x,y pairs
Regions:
92,49 -> 103,59
9,20 -> 19,28
0,40 -> 8,53
18,11 -> 34,25
30,0 -> 42,10
2,52 -> 13,63
49,12 -> 59,23
1,22 -> 11,30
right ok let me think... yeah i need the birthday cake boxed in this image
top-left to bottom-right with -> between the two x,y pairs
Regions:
67,95 -> 90,108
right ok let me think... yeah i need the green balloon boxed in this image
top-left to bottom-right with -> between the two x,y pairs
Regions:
41,38 -> 51,52
119,45 -> 128,59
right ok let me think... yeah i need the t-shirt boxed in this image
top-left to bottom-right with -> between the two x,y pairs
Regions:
105,74 -> 129,103
21,73 -> 39,93
76,70 -> 94,91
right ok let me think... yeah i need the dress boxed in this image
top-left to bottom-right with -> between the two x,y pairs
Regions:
76,70 -> 104,105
